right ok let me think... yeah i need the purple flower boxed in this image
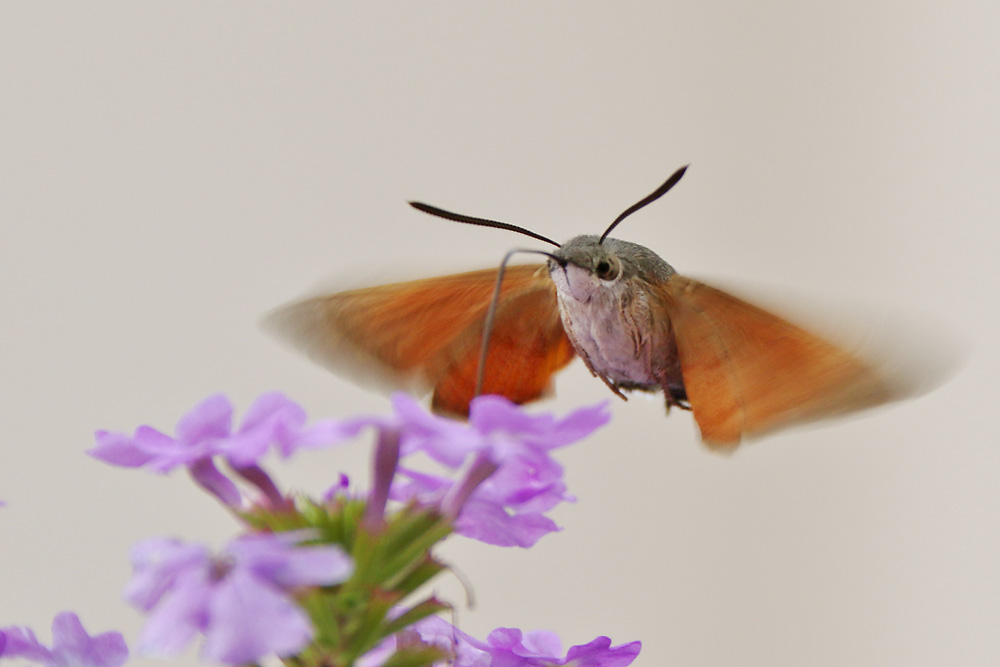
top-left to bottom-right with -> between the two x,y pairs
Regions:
125,531 -> 353,665
89,393 -> 355,506
421,617 -> 640,667
386,393 -> 609,468
364,617 -> 640,667
0,612 -> 128,667
391,466 -> 563,547
466,393 -> 612,453
379,394 -> 609,547
91,393 -> 353,468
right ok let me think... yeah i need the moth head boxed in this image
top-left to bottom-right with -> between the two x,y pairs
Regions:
550,235 -> 674,302
552,236 -> 621,281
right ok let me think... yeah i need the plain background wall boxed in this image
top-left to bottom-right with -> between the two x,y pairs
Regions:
1,3 -> 997,666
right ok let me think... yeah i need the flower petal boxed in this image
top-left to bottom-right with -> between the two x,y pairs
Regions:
136,568 -> 212,657
51,612 -> 129,667
411,618 -> 640,667
521,630 -> 562,658
175,394 -> 233,444
188,459 -> 243,507
227,533 -> 354,588
133,426 -> 204,471
0,625 -> 48,662
89,430 -> 155,467
545,402 -> 612,449
391,393 -> 482,467
201,568 -> 313,664
124,538 -> 211,611
279,418 -> 362,456
469,395 -> 551,436
564,636 -> 641,667
237,392 -> 305,434
453,498 -> 560,548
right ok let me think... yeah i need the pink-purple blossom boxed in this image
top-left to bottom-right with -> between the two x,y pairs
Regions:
91,391 -> 609,547
89,392 -> 356,506
0,612 -> 128,667
476,628 -> 641,667
90,392 -> 354,468
391,465 -> 564,547
125,531 -> 353,665
383,393 -> 610,467
379,393 -> 610,547
364,616 -> 640,667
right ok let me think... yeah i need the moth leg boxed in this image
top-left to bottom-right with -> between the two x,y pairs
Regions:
597,370 -> 628,401
663,383 -> 691,414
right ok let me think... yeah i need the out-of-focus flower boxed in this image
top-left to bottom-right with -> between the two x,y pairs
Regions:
91,393 -> 352,469
422,616 -> 640,667
125,531 -> 353,665
391,466 -> 563,547
0,612 -> 128,667
466,393 -> 612,453
364,616 -> 640,667
379,394 -> 609,547
89,393 -> 355,507
477,628 -> 641,667
384,393 -> 609,467
223,392 -> 358,463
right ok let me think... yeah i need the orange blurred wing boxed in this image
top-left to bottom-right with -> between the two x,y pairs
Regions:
265,264 -> 575,415
429,282 -> 576,415
658,275 -> 890,448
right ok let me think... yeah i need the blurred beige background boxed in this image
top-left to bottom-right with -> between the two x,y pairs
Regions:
1,3 -> 998,666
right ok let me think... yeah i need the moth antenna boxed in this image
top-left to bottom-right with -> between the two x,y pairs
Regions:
599,164 -> 689,244
409,201 -> 560,247
476,249 -> 564,399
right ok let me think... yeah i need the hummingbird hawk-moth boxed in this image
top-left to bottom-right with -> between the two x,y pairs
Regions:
267,166 -> 894,449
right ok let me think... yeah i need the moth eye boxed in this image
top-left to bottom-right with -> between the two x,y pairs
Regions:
595,258 -> 619,281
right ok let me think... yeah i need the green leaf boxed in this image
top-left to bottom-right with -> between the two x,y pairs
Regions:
384,555 -> 446,596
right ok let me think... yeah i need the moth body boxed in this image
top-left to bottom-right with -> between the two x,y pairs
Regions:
548,235 -> 680,393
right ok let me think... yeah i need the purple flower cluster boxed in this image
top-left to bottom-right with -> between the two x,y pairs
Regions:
364,616 -> 641,667
362,393 -> 610,547
91,391 -> 609,548
125,531 -> 352,664
86,391 -> 623,666
90,392 -> 355,508
0,612 -> 127,667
